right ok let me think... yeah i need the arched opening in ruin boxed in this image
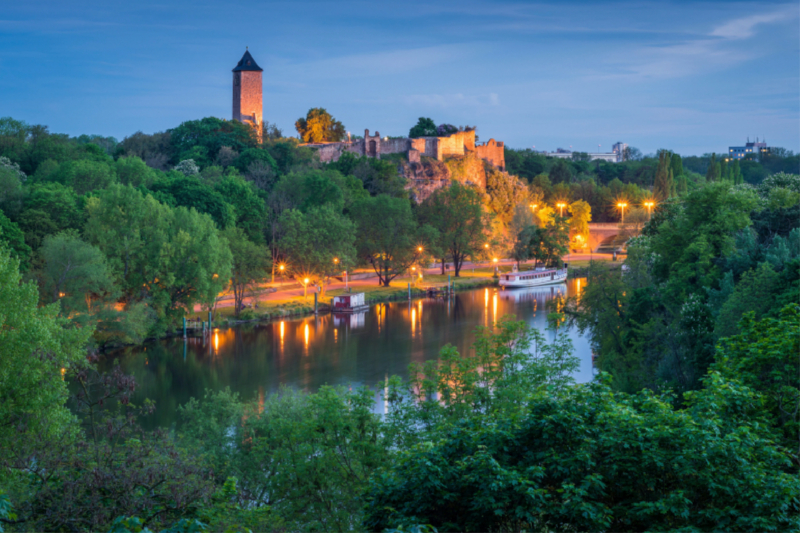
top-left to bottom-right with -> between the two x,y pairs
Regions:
368,140 -> 377,157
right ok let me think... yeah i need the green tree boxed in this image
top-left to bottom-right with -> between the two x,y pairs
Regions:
149,174 -> 236,229
180,386 -> 386,532
731,160 -> 743,184
710,304 -> 799,456
214,175 -> 267,243
417,182 -> 488,276
295,108 -> 345,143
38,230 -> 116,315
350,195 -> 421,286
408,117 -> 437,138
0,244 -> 91,450
669,151 -> 683,177
51,159 -> 117,195
0,211 -> 31,268
24,182 -> 83,231
366,374 -> 800,532
85,185 -> 232,330
0,160 -> 25,220
705,153 -> 719,182
234,147 -> 278,176
529,219 -> 569,267
715,262 -> 780,338
568,199 -> 591,250
169,117 -> 257,166
549,159 -> 572,184
653,150 -> 673,201
115,156 -> 157,187
350,157 -> 408,198
223,227 -> 269,317
278,204 -> 356,296
485,168 -> 529,225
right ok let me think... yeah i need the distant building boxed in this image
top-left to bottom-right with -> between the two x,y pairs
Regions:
545,142 -> 626,163
232,49 -> 263,142
612,142 -> 628,161
728,138 -> 769,160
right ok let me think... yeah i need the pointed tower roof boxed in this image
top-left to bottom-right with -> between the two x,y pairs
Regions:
232,49 -> 263,72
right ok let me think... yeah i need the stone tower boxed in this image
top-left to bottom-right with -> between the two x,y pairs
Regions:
232,49 -> 263,141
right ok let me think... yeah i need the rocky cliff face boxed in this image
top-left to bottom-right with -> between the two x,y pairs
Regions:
400,157 -> 451,202
443,152 -> 487,189
400,153 -> 488,202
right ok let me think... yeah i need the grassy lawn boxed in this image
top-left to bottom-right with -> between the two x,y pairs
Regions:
189,295 -> 316,323
189,258 -> 619,327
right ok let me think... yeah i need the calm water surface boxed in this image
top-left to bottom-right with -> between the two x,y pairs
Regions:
107,280 -> 594,428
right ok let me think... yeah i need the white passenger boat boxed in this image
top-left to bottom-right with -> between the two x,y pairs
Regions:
499,264 -> 568,288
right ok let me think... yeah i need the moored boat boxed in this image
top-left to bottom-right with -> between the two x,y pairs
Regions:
499,264 -> 568,288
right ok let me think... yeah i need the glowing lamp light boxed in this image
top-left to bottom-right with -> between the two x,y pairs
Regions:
484,243 -> 489,249
304,278 -> 309,284
333,257 -> 339,264
617,202 -> 629,223
556,202 -> 567,217
493,258 -> 498,263
417,246 -> 423,252
279,264 -> 285,271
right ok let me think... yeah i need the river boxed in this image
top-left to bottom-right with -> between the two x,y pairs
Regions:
105,280 -> 594,428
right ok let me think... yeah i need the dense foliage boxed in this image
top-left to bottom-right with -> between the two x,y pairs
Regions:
1,114 -> 798,532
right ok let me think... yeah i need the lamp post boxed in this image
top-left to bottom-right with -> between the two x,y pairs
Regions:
303,278 -> 309,300
529,203 -> 538,212
644,200 -> 655,220
617,202 -> 628,223
557,202 -> 566,217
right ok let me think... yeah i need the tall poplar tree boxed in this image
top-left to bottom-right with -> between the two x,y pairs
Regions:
653,151 -> 673,201
706,154 -> 719,182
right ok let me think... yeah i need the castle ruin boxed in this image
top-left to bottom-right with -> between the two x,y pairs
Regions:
306,129 -> 505,172
230,49 -> 507,196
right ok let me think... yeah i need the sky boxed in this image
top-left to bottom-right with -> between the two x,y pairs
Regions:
0,0 -> 797,156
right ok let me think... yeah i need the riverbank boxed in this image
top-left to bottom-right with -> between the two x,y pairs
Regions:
194,269 -> 502,327
566,258 -> 622,278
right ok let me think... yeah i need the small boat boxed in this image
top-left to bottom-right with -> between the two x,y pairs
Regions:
332,292 -> 369,313
499,264 -> 568,289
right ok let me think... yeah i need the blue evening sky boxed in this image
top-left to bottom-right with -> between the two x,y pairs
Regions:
0,0 -> 797,155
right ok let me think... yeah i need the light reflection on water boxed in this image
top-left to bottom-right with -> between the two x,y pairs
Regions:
106,280 -> 592,428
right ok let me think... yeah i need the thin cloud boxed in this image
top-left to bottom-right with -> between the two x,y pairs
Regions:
711,7 -> 796,39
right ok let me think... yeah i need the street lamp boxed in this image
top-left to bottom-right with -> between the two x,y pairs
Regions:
557,202 -> 566,217
303,277 -> 309,299
643,200 -> 655,220
617,202 -> 628,223
529,203 -> 538,211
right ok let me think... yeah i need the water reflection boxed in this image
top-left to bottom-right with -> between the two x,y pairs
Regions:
105,281 -> 592,428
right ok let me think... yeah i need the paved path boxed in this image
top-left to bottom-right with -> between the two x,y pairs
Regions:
199,254 -> 618,312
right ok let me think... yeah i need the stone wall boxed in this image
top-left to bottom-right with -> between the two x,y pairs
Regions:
475,139 -> 505,170
304,128 -> 503,194
435,130 -> 476,159
380,137 -> 411,155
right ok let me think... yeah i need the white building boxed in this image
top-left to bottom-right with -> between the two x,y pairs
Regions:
728,138 -> 769,160
543,142 -> 627,163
